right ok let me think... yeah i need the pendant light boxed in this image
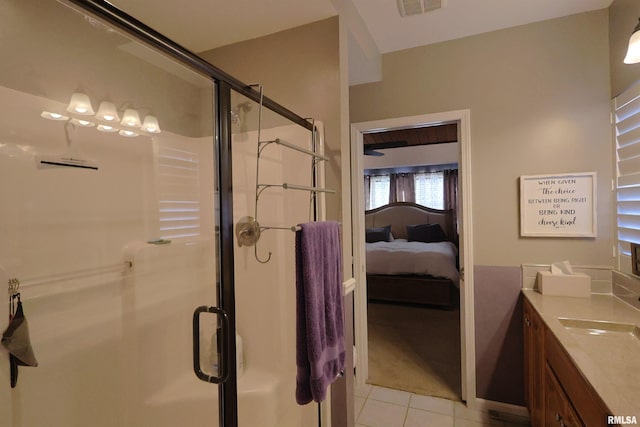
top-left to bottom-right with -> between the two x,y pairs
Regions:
624,18 -> 640,64
66,92 -> 95,115
121,109 -> 141,128
141,115 -> 161,133
95,101 -> 120,122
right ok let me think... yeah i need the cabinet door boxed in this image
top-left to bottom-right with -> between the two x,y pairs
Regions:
524,298 -> 545,427
545,364 -> 584,427
545,329 -> 611,427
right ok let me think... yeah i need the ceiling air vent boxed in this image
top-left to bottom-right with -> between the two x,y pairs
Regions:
397,0 -> 446,17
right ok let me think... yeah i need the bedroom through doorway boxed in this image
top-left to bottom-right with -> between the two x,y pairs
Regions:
364,124 -> 461,401
350,110 -> 475,406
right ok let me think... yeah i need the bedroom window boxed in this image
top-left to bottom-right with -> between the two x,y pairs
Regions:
368,175 -> 391,209
614,82 -> 640,274
414,172 -> 444,209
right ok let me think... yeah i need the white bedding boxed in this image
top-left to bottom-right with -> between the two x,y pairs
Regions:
365,239 -> 460,286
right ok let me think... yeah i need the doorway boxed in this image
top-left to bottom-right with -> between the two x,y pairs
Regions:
350,110 -> 476,406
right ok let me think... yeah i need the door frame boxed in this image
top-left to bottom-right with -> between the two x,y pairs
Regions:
350,109 -> 476,406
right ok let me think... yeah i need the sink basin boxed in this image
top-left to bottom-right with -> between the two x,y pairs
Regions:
558,318 -> 640,340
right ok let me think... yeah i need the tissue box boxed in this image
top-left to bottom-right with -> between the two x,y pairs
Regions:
536,271 -> 591,297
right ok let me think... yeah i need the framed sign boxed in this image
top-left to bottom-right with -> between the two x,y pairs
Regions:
520,172 -> 596,237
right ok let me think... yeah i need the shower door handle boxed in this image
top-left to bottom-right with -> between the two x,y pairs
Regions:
193,305 -> 230,384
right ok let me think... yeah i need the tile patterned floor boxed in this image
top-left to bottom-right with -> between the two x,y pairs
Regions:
355,384 -> 527,427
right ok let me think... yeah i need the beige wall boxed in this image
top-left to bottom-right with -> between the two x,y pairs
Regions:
199,17 -> 343,222
610,0 -> 640,96
350,10 -> 613,267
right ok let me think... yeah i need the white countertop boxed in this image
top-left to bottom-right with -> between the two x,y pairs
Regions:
522,290 -> 640,419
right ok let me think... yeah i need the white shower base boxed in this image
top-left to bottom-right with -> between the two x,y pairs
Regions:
146,368 -> 288,427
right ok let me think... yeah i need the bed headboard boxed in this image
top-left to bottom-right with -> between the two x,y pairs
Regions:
365,202 -> 456,242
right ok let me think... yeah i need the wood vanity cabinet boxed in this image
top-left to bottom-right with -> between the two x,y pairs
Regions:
523,297 -> 613,427
524,298 -> 545,427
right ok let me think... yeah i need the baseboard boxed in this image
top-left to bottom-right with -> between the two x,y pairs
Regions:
475,398 -> 529,418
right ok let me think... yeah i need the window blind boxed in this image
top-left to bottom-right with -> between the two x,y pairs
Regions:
414,171 -> 444,209
157,145 -> 201,240
614,83 -> 640,273
369,175 -> 390,210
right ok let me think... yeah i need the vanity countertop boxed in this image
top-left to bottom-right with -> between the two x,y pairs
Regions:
522,290 -> 640,419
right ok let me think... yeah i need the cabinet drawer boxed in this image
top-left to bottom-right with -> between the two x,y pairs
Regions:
545,329 -> 610,426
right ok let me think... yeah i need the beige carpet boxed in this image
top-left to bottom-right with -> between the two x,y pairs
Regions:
367,302 -> 462,401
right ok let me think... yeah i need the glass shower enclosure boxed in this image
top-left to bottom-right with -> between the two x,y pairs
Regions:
0,1 -> 326,426
0,0 -> 224,425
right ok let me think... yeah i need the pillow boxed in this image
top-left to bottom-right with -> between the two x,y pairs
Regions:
366,225 -> 392,243
406,223 -> 446,243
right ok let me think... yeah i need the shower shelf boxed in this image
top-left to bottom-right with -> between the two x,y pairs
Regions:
259,138 -> 329,161
239,84 -> 332,263
257,183 -> 335,196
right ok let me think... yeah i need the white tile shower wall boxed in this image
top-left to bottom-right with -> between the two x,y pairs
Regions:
0,87 -> 153,285
232,121 -> 319,426
0,87 -> 219,425
521,264 -> 612,294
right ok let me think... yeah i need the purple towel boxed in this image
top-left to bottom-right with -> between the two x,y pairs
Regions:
295,221 -> 345,404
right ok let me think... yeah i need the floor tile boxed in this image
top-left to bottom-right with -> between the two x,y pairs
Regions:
405,407 -> 454,427
355,383 -> 373,398
354,396 -> 366,420
453,402 -> 500,425
409,393 -> 454,416
368,385 -> 412,406
454,417 -> 498,427
356,399 -> 408,427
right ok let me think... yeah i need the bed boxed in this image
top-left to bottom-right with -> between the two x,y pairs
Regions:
365,202 -> 459,309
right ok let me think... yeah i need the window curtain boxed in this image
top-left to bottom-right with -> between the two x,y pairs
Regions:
444,169 -> 458,232
390,173 -> 415,203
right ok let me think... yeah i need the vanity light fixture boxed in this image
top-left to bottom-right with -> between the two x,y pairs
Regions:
66,92 -> 95,115
141,115 -> 161,133
95,101 -> 120,122
624,18 -> 640,64
121,109 -> 141,128
42,92 -> 160,138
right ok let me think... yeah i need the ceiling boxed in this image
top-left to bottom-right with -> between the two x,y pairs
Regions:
364,123 -> 457,151
109,0 -> 614,83
352,0 -> 613,54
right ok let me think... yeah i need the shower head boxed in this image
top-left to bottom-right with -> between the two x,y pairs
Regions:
230,101 -> 252,125
230,110 -> 240,125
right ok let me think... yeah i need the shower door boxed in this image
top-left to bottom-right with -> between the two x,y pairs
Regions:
0,1 -> 227,425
